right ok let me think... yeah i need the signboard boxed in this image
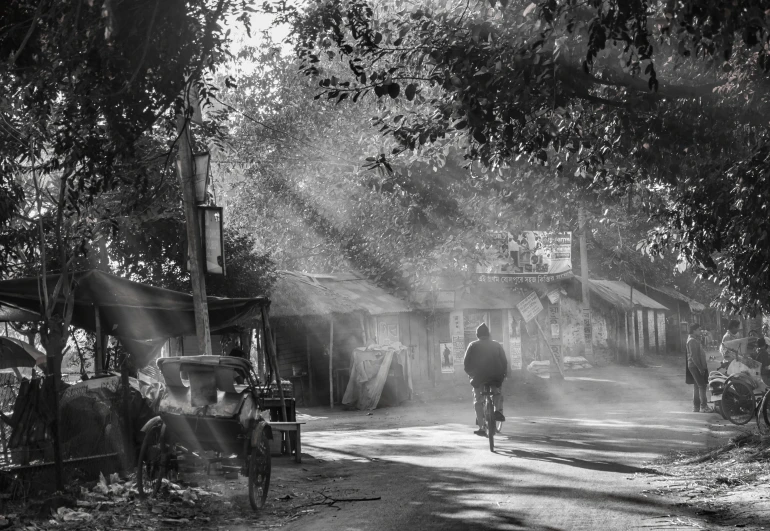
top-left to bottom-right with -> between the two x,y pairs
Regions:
200,206 -> 225,275
475,231 -> 572,283
450,311 -> 464,364
439,343 -> 454,373
549,304 -> 560,339
582,308 -> 594,356
508,313 -> 522,370
377,316 -> 400,346
517,291 -> 544,323
546,289 -> 561,304
452,336 -> 465,365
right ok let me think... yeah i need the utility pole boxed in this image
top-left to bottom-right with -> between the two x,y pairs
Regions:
176,112 -> 212,356
578,206 -> 593,361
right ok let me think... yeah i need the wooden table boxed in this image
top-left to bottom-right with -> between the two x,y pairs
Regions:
269,422 -> 306,463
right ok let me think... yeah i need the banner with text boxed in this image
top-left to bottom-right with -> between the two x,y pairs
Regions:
450,311 -> 465,365
475,231 -> 572,283
508,313 -> 523,370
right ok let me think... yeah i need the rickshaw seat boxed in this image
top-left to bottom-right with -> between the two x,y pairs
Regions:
158,356 -> 252,393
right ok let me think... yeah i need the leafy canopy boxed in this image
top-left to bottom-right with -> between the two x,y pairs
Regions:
278,0 -> 770,313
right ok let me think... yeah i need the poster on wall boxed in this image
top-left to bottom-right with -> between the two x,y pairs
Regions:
517,291 -> 544,323
549,304 -> 560,339
452,335 -> 466,365
475,231 -> 572,283
508,313 -> 523,370
450,311 -> 464,364
439,343 -> 455,373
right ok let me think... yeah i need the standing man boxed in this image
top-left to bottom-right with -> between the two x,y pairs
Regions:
687,323 -> 713,413
464,323 -> 508,436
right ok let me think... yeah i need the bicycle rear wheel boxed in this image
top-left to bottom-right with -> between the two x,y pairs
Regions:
722,378 -> 755,425
485,397 -> 495,452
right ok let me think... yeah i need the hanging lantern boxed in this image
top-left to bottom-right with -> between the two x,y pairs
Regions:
192,152 -> 210,203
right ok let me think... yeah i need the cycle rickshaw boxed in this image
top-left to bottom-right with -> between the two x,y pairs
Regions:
709,336 -> 770,434
136,355 -> 274,511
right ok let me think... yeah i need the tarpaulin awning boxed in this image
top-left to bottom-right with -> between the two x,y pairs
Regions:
0,270 -> 269,367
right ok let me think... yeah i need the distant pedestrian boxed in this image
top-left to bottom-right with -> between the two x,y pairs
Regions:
686,323 -> 713,413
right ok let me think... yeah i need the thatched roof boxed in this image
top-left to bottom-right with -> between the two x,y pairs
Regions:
268,271 -> 363,318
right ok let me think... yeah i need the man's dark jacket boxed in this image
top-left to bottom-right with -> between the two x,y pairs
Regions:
463,323 -> 508,387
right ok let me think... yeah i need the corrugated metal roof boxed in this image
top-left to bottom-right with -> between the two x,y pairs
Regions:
646,285 -> 706,313
268,271 -> 363,318
587,280 -> 668,311
309,272 -> 410,315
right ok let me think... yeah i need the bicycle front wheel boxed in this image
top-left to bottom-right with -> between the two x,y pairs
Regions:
485,398 -> 495,452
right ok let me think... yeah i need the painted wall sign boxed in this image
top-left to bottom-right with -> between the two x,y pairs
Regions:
549,304 -> 560,339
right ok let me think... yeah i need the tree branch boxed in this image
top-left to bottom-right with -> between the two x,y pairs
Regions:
10,0 -> 45,65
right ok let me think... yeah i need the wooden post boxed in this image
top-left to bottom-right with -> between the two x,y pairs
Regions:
306,333 -> 314,404
579,207 -> 590,304
329,317 -> 334,409
676,301 -> 683,354
176,113 -> 212,357
654,310 -> 660,355
624,311 -> 631,362
94,305 -> 104,375
260,307 -> 288,421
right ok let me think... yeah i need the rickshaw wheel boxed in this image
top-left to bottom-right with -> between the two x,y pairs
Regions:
722,379 -> 754,425
137,422 -> 166,499
248,426 -> 271,511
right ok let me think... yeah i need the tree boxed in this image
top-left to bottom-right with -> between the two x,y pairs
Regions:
280,0 -> 770,313
0,0 -> 257,488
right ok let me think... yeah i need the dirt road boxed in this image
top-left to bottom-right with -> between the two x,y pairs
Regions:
227,356 -> 740,531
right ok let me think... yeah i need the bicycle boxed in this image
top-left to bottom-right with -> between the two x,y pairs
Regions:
480,384 -> 503,452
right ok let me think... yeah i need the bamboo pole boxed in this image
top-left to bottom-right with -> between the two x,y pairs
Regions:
329,317 -> 334,409
260,307 -> 287,421
94,305 -> 103,375
534,320 -> 565,379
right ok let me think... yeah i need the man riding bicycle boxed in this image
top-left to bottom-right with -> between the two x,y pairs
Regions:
464,323 -> 508,437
